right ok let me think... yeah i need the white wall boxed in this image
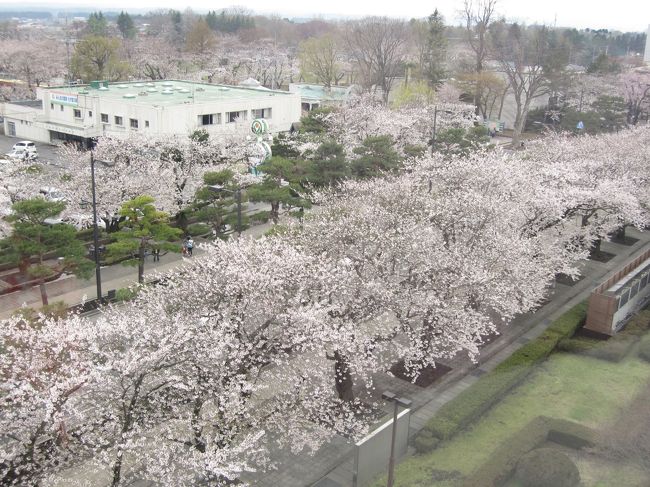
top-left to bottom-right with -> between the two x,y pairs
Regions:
1,103 -> 50,141
645,26 -> 650,64
4,117 -> 50,142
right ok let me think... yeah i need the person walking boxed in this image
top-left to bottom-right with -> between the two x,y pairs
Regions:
187,237 -> 194,256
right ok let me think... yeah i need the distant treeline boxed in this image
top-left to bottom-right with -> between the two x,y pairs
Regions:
0,11 -> 52,20
205,10 -> 254,33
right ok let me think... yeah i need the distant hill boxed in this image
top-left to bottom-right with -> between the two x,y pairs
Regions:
0,11 -> 52,20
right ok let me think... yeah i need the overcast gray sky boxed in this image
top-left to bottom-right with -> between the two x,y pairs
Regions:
13,0 -> 650,32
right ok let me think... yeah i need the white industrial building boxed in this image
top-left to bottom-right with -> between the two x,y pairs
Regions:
0,80 -> 302,146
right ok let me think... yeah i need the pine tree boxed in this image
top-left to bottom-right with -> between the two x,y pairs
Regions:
423,9 -> 447,87
116,11 -> 136,39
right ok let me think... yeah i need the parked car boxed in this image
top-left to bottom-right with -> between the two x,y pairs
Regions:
44,213 -> 107,231
5,148 -> 38,161
12,140 -> 38,154
39,186 -> 66,202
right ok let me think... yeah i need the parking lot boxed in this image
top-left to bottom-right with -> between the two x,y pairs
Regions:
0,134 -> 64,167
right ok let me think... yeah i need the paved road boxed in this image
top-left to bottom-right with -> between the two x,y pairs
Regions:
0,134 -> 64,167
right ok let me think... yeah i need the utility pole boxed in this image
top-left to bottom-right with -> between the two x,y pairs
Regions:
235,188 -> 242,237
90,152 -> 102,304
382,392 -> 412,487
430,106 -> 438,155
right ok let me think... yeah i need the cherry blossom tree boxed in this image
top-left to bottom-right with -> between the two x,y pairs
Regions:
0,39 -> 67,88
127,36 -> 184,80
323,93 -> 475,157
619,69 -> 650,125
0,312 -> 92,486
524,128 -> 650,248
70,238 -> 369,485
55,133 -> 251,226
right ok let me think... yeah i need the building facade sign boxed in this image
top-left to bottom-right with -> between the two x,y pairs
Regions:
51,92 -> 79,106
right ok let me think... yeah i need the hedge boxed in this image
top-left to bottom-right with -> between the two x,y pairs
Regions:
461,416 -> 595,487
187,223 -> 211,236
417,302 -> 587,447
514,448 -> 580,487
639,336 -> 650,363
115,286 -> 141,302
250,211 -> 270,224
558,312 -> 643,363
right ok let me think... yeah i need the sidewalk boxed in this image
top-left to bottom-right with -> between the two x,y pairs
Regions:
239,229 -> 650,487
0,221 -> 274,319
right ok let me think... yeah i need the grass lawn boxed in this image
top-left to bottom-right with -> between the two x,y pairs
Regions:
380,351 -> 650,487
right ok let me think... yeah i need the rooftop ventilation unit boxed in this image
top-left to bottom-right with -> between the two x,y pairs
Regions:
162,82 -> 174,87
146,83 -> 155,87
195,87 -> 205,92
117,84 -> 128,89
90,80 -> 109,89
138,92 -> 148,96
161,90 -> 174,95
123,93 -> 136,98
134,83 -> 144,88
180,89 -> 190,93
147,88 -> 157,93
98,86 -> 109,91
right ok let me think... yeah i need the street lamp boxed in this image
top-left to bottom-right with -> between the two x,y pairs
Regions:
207,185 -> 242,237
89,152 -> 113,304
382,391 -> 412,487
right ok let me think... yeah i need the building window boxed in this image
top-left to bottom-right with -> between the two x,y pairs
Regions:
73,109 -> 82,118
199,113 -> 221,125
50,103 -> 54,110
226,110 -> 247,123
88,110 -> 93,117
252,108 -> 272,119
145,120 -> 149,128
101,113 -> 109,123
60,105 -> 64,112
115,116 -> 123,126
130,118 -> 139,129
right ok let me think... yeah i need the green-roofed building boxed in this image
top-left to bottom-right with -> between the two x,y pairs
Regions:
288,83 -> 359,112
1,80 -> 301,146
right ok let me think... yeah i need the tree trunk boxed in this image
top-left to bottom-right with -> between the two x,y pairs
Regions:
589,238 -> 602,257
613,225 -> 626,241
111,448 -> 125,487
138,244 -> 145,284
39,279 -> 49,306
333,351 -> 354,402
191,396 -> 206,453
270,201 -> 280,224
